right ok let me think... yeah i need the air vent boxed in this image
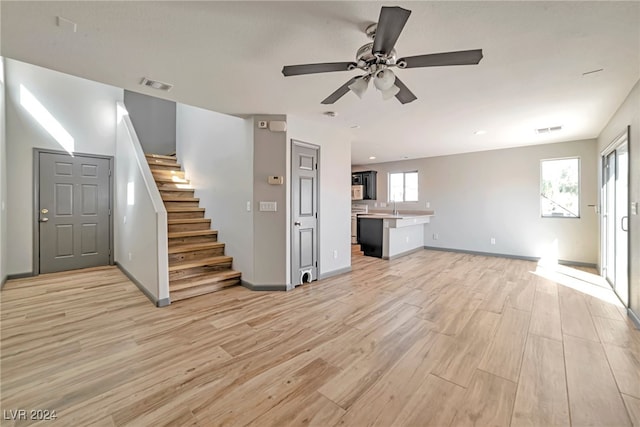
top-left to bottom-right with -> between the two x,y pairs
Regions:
140,77 -> 173,92
535,125 -> 562,134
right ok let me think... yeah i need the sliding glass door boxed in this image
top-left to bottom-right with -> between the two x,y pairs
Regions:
602,132 -> 629,306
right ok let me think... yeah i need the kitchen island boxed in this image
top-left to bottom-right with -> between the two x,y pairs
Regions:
357,212 -> 434,259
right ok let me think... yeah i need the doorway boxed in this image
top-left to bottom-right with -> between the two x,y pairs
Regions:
35,150 -> 113,274
601,129 -> 629,306
291,141 -> 319,287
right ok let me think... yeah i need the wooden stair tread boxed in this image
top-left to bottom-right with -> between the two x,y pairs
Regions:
168,242 -> 224,254
159,187 -> 193,193
168,256 -> 233,272
166,207 -> 205,213
146,153 -> 177,160
162,197 -> 199,202
168,230 -> 218,239
154,176 -> 189,183
170,270 -> 241,291
168,218 -> 210,225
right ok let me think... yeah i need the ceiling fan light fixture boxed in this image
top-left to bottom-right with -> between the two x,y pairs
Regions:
381,84 -> 400,100
348,77 -> 369,99
373,69 -> 396,91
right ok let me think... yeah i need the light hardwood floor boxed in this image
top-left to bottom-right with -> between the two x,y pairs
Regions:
1,250 -> 638,426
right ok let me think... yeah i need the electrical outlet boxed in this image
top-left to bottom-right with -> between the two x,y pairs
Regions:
491,237 -> 496,245
123,215 -> 126,224
632,201 -> 638,215
246,201 -> 251,212
426,201 -> 430,208
128,252 -> 132,261
433,233 -> 439,240
405,236 -> 410,243
333,250 -> 338,259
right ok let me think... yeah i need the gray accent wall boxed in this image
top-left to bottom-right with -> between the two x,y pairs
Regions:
253,115 -> 288,286
123,90 -> 176,155
176,103 -> 255,284
354,139 -> 598,264
0,57 -> 7,285
597,79 -> 639,320
4,59 -> 123,276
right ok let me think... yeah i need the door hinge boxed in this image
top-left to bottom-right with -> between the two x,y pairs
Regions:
315,212 -> 317,218
109,249 -> 111,256
109,169 -> 112,176
315,261 -> 318,267
108,208 -> 111,216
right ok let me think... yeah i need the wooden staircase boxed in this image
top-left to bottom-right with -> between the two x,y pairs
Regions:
146,153 -> 241,302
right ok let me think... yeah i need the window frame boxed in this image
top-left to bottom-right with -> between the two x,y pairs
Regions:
388,170 -> 419,203
539,156 -> 581,219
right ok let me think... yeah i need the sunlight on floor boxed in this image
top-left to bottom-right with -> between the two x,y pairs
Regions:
532,262 -> 622,306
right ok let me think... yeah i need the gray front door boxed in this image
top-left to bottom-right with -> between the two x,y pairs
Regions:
291,141 -> 318,287
38,152 -> 111,273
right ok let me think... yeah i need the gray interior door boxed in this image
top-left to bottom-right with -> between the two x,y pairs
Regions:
291,142 -> 318,286
39,152 -> 111,273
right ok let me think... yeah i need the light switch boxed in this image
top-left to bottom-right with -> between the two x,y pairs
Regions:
632,201 -> 638,215
259,201 -> 277,212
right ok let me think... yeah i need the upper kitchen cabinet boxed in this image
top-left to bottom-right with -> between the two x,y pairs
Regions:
352,170 -> 377,200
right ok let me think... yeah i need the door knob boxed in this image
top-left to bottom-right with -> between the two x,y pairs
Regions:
40,218 -> 49,222
41,208 -> 49,214
294,221 -> 301,226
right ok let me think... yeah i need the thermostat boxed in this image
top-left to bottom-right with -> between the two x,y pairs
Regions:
268,176 -> 284,185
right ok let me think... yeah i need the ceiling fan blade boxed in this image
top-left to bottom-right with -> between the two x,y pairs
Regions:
393,77 -> 417,104
282,62 -> 356,76
321,77 -> 359,104
398,49 -> 483,69
372,6 -> 411,56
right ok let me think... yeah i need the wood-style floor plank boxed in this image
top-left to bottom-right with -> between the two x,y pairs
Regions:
511,334 -> 570,426
450,369 -> 518,426
1,251 -> 637,427
564,334 -> 632,426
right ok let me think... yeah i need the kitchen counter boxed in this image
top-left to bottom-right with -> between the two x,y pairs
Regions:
357,211 -> 434,259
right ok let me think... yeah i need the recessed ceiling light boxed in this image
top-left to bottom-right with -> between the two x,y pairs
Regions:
474,130 -> 487,135
369,156 -> 376,160
140,77 -> 173,91
350,125 -> 360,129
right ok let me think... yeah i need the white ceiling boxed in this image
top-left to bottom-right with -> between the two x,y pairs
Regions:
2,1 -> 639,165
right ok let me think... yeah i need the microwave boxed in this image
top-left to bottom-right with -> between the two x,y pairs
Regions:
351,185 -> 364,200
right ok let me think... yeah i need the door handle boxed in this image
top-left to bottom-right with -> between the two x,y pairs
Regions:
294,221 -> 301,226
621,216 -> 628,232
39,217 -> 49,223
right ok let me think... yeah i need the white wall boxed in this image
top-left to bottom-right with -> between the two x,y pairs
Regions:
4,59 -> 122,275
355,139 -> 599,264
0,57 -> 7,284
115,111 -> 169,303
597,79 -> 639,320
287,116 -> 352,278
176,104 -> 255,284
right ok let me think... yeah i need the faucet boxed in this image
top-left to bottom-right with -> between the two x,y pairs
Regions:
392,200 -> 398,216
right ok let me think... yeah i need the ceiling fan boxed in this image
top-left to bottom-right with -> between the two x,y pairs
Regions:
281,6 -> 483,105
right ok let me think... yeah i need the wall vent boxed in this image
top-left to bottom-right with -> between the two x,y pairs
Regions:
535,125 -> 562,134
140,77 -> 173,92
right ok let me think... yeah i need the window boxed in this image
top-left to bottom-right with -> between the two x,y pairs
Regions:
540,158 -> 580,218
389,171 -> 418,202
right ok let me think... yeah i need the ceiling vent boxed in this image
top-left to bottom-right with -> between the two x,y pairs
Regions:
535,125 -> 562,134
140,77 -> 173,92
